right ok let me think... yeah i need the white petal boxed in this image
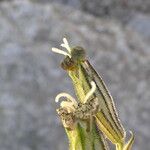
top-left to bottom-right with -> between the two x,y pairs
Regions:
52,48 -> 71,58
55,92 -> 78,107
84,81 -> 96,103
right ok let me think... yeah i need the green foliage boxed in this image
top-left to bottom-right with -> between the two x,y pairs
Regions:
52,38 -> 134,150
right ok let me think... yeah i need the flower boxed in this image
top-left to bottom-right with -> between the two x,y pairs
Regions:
55,81 -> 99,131
52,38 -> 71,58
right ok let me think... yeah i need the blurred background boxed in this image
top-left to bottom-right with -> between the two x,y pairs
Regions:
0,0 -> 150,149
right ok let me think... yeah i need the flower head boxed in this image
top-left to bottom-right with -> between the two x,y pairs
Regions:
55,81 -> 98,130
51,38 -> 86,64
52,38 -> 71,58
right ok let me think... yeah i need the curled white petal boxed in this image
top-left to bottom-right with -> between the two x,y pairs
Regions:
55,92 -> 78,107
51,38 -> 72,58
63,38 -> 69,46
62,38 -> 71,53
84,81 -> 96,103
60,101 -> 76,112
52,48 -> 71,58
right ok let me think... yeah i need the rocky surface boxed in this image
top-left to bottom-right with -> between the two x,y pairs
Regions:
127,13 -> 150,41
79,0 -> 150,19
29,0 -> 150,23
0,0 -> 150,150
30,0 -> 150,41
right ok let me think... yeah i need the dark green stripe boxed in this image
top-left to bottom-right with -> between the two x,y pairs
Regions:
82,61 -> 123,138
86,60 -> 124,135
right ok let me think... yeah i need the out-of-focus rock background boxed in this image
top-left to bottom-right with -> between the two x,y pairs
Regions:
0,0 -> 150,150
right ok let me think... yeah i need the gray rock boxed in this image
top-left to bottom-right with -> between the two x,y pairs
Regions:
79,0 -> 150,21
0,0 -> 149,150
128,13 -> 150,41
